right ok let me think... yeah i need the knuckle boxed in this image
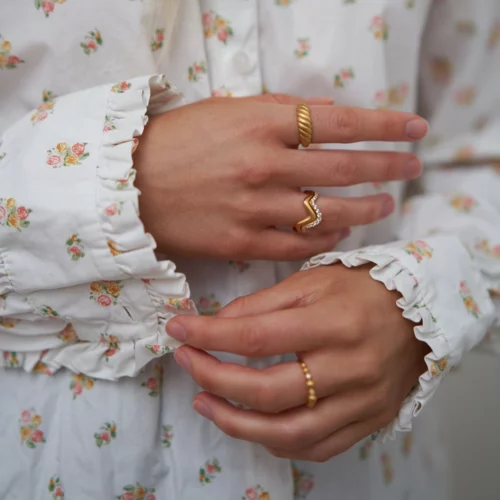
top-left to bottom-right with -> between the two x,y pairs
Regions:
217,414 -> 243,440
284,238 -> 315,261
252,378 -> 279,412
360,200 -> 380,224
276,421 -> 305,449
240,322 -> 265,356
225,226 -> 251,257
239,157 -> 272,186
333,154 -> 358,185
359,351 -> 384,385
332,108 -> 360,142
327,201 -> 345,227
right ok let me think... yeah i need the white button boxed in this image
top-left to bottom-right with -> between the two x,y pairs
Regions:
233,51 -> 255,74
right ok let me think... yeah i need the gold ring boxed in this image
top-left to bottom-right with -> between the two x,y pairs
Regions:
296,103 -> 313,148
298,359 -> 317,409
294,190 -> 323,233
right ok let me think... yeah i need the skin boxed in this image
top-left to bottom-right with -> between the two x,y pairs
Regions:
134,93 -> 429,461
134,93 -> 427,261
167,265 -> 429,462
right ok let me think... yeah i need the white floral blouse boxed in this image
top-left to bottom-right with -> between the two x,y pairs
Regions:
0,0 -> 499,499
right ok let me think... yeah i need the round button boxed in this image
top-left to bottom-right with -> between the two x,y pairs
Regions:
232,51 -> 255,74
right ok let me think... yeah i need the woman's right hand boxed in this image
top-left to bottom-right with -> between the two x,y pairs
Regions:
134,94 -> 427,261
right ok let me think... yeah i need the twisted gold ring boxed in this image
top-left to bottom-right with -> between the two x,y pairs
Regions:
298,359 -> 318,409
296,103 -> 313,148
294,190 -> 322,233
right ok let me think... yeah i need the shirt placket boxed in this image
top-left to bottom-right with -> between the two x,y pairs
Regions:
200,0 -> 262,97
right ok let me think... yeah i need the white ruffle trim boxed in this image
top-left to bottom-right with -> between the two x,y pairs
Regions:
0,75 -> 197,380
303,247 -> 461,441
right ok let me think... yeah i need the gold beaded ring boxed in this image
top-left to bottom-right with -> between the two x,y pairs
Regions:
296,103 -> 313,148
298,359 -> 318,409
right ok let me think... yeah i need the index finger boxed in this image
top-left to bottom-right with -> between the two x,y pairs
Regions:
276,105 -> 428,145
166,307 -> 335,357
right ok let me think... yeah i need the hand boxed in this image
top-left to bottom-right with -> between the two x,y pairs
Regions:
134,93 -> 427,260
166,265 -> 429,461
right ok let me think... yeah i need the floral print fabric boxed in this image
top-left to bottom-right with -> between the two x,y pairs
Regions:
0,0 -> 499,499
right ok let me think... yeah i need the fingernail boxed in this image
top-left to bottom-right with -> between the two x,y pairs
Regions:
193,399 -> 214,422
406,119 -> 429,140
174,349 -> 191,374
403,158 -> 422,179
340,227 -> 351,239
381,196 -> 395,217
166,320 -> 187,342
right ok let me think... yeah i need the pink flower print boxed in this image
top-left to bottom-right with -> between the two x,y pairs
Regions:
31,91 -> 56,124
19,408 -> 45,448
47,155 -> 62,166
72,143 -> 85,155
31,429 -> 44,443
115,484 -> 155,500
21,410 -> 32,424
187,61 -> 207,82
47,142 -> 89,167
17,206 -> 29,220
42,1 -> 54,15
104,202 -> 123,216
73,382 -> 83,396
161,424 -> 173,448
429,57 -> 453,85
202,11 -> 233,44
488,20 -> 500,50
90,281 -> 123,306
212,86 -> 232,98
454,87 -> 476,105
105,203 -> 118,216
380,453 -> 394,484
454,145 -> 475,162
48,476 -> 65,499
459,280 -> 481,318
94,422 -> 117,447
96,294 -> 111,307
80,29 -> 103,55
110,81 -> 132,94
370,15 -> 389,40
150,28 -> 165,52
242,486 -> 270,500
292,464 -> 315,498
295,37 -> 310,59
404,240 -> 433,263
141,363 -> 163,397
449,194 -> 477,212
0,197 -> 32,231
199,458 -> 222,485
65,234 -> 85,261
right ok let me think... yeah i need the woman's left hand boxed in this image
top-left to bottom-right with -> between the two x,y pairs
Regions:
166,265 -> 429,462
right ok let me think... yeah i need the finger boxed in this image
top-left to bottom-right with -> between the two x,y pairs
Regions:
176,346 -> 364,413
270,192 -> 395,231
266,419 -> 378,462
275,149 -> 422,187
166,306 -> 337,356
242,93 -> 334,105
248,227 -> 345,261
275,105 -> 429,145
192,390 -> 373,451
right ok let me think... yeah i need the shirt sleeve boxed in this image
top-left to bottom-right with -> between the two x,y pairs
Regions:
304,1 -> 500,439
0,74 -> 198,380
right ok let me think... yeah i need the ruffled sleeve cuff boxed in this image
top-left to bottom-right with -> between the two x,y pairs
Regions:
0,75 -> 198,380
303,235 -> 496,439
